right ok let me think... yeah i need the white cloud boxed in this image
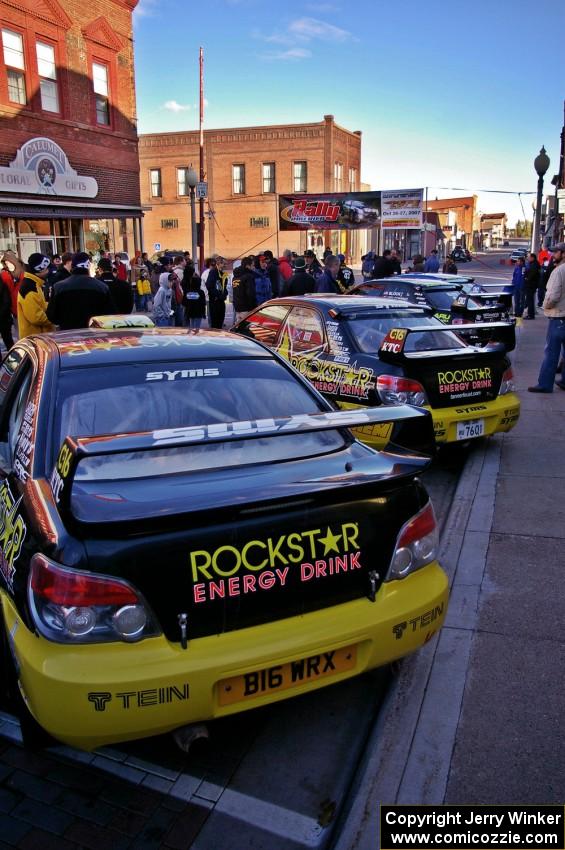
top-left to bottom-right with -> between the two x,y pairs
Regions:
288,17 -> 355,42
134,0 -> 159,18
261,48 -> 313,61
163,100 -> 191,113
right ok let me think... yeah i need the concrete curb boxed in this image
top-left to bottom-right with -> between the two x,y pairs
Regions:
330,437 -> 502,850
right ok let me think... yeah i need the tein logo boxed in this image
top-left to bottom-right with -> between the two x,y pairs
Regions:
87,685 -> 190,711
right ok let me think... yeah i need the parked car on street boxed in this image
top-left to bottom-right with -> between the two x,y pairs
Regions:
450,247 -> 472,262
510,249 -> 528,263
0,327 -> 447,751
350,276 -> 514,347
232,295 -> 520,448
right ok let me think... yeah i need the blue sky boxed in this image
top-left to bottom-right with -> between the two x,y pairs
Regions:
133,0 -> 563,225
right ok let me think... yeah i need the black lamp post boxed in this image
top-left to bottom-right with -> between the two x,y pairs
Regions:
186,166 -> 198,264
533,146 -> 550,251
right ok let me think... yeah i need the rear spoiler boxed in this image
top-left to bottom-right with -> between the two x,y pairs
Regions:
49,406 -> 436,513
379,320 -> 515,362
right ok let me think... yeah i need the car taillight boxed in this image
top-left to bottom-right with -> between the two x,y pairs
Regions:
377,375 -> 428,406
28,555 -> 161,644
386,502 -> 439,580
499,366 -> 515,395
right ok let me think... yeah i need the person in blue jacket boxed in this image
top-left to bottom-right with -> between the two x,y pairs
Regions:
511,257 -> 525,317
424,249 -> 440,272
315,256 -> 341,293
253,255 -> 272,305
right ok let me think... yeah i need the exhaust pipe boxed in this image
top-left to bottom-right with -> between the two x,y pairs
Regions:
172,723 -> 209,754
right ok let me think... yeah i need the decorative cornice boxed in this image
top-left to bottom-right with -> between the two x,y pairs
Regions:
1,0 -> 72,28
82,16 -> 125,51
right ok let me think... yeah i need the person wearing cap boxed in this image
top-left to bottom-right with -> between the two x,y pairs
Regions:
17,254 -> 54,339
262,250 -> 281,298
528,243 -> 565,393
47,251 -> 114,330
304,249 -> 322,281
286,257 -> 313,296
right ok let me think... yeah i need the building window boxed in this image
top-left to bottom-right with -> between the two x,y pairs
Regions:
293,161 -> 307,193
250,216 -> 270,228
262,162 -> 275,194
2,29 -> 26,105
348,167 -> 357,191
36,42 -> 59,112
150,168 -> 162,198
161,219 -> 178,230
334,162 -> 343,191
232,164 -> 245,195
177,168 -> 188,196
92,61 -> 110,125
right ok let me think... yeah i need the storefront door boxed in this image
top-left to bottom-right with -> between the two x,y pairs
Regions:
19,236 -> 57,263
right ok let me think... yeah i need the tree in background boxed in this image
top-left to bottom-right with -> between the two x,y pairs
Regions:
515,219 -> 533,237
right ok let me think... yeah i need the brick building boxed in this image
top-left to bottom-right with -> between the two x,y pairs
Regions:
0,0 -> 142,263
425,195 -> 480,252
139,115 -> 363,262
480,212 -> 507,248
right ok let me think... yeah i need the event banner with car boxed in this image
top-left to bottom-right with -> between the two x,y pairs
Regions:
278,189 -> 424,231
278,191 -> 381,231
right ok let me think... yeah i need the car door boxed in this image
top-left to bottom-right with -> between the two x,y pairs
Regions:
0,346 -> 36,600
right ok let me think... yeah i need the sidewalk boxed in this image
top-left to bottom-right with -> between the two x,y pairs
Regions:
334,313 -> 565,849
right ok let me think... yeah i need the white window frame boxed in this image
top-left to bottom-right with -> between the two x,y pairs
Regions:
92,61 -> 110,125
232,163 -> 245,195
2,29 -> 26,105
150,168 -> 162,198
293,161 -> 307,193
36,42 -> 59,113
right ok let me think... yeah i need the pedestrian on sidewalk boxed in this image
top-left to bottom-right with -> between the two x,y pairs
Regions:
528,242 -> 565,393
523,253 -> 540,319
47,252 -> 114,330
316,256 -> 341,293
443,256 -> 458,274
511,256 -> 526,317
153,272 -> 174,327
424,249 -> 440,272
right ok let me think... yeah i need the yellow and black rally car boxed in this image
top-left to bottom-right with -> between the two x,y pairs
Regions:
232,295 -> 520,447
0,327 -> 447,751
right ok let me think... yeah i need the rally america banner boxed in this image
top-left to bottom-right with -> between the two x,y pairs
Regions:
381,189 -> 423,229
279,192 -> 381,231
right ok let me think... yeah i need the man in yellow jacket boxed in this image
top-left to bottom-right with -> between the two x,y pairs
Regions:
17,253 -> 54,339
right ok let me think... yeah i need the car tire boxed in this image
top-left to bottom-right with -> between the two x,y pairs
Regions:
0,606 -> 54,750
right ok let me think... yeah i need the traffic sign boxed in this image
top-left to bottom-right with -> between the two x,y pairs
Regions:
154,242 -> 161,251
196,182 -> 208,199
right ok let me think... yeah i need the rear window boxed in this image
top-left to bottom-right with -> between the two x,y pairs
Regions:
53,359 -> 343,479
425,289 -> 461,310
347,312 -> 466,354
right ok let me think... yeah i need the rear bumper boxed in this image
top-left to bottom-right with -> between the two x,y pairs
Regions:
344,394 -> 520,448
1,563 -> 448,750
430,392 -> 520,443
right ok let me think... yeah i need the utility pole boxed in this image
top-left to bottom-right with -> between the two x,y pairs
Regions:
198,47 -> 205,273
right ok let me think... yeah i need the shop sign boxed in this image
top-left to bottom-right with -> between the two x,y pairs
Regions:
0,137 -> 98,198
381,189 -> 423,230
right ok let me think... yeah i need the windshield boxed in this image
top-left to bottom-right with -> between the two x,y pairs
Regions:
347,312 -> 467,353
54,359 -> 343,479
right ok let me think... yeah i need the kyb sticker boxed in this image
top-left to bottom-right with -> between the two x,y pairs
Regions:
190,523 -> 362,603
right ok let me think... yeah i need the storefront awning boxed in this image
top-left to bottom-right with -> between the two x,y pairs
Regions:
0,201 -> 143,219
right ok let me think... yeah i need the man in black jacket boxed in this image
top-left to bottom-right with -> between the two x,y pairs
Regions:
98,257 -> 133,315
47,251 -> 114,330
286,257 -> 314,295
371,250 -> 394,279
232,257 -> 257,322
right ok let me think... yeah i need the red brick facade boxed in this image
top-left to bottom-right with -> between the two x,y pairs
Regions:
139,115 -> 362,261
0,0 -> 141,258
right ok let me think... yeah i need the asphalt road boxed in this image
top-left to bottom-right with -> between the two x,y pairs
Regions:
0,252 -> 511,849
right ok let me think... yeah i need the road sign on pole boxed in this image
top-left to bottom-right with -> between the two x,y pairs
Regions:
196,182 -> 207,199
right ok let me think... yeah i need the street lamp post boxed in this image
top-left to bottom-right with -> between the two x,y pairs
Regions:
186,166 -> 198,264
533,146 -> 550,251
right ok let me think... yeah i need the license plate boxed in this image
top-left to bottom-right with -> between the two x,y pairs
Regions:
456,418 -> 485,440
217,644 -> 358,707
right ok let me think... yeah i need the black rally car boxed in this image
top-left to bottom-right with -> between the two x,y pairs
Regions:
0,327 -> 447,751
350,276 -> 514,346
232,295 -> 520,447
